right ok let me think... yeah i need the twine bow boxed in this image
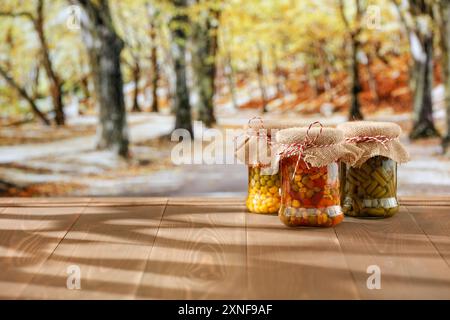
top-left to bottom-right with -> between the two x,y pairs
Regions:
248,116 -> 272,142
234,116 -> 273,145
345,135 -> 394,150
279,121 -> 324,180
234,116 -> 274,166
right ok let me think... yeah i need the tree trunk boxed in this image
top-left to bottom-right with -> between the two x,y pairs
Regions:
410,32 -> 439,139
348,37 -> 363,120
305,63 -> 318,97
80,74 -> 90,102
365,52 -> 379,103
150,32 -> 159,113
271,46 -> 285,99
191,10 -> 218,128
74,0 -> 129,157
0,65 -> 50,125
131,61 -> 141,112
31,60 -> 41,100
36,0 -> 65,125
317,42 -> 333,101
256,45 -> 268,113
171,0 -> 193,137
441,1 -> 450,152
392,0 -> 439,139
147,2 -> 159,113
224,51 -> 238,110
338,0 -> 364,120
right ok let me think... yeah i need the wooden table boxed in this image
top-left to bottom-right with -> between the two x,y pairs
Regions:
0,197 -> 449,299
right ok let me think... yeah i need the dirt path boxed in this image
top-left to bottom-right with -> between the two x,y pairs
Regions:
1,108 -> 450,197
0,113 -> 174,164
0,114 -> 174,187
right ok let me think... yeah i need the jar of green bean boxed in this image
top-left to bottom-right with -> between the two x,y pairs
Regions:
337,121 -> 409,218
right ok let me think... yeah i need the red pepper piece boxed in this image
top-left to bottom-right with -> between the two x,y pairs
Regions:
314,179 -> 325,188
311,192 -> 322,205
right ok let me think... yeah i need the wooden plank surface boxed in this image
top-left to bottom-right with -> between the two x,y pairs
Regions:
399,196 -> 450,206
246,213 -> 360,299
136,200 -> 247,299
0,204 -> 88,299
0,197 -> 448,299
334,206 -> 450,299
0,197 -> 91,207
0,198 -> 14,213
19,201 -> 167,299
407,206 -> 450,267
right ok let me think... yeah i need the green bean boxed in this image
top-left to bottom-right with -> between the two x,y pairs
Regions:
341,156 -> 399,218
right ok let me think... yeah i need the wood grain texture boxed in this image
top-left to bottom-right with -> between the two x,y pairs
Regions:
407,206 -> 450,267
0,206 -> 8,214
167,197 -> 244,206
19,203 -> 167,299
0,197 -> 91,207
0,198 -> 449,299
246,213 -> 359,299
334,206 -> 450,299
0,205 -> 87,299
0,198 -> 13,212
136,202 -> 247,299
399,196 -> 450,206
88,197 -> 167,206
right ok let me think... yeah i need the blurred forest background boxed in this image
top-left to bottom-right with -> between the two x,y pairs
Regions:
1,0 -> 450,197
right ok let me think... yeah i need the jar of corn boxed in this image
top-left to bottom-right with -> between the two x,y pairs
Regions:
236,118 -> 304,214
246,165 -> 281,214
276,124 -> 360,227
337,121 -> 409,218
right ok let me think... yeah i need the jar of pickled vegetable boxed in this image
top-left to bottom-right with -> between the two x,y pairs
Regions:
341,156 -> 398,217
276,125 -> 361,227
246,165 -> 281,214
236,118 -> 308,214
337,121 -> 409,218
279,157 -> 342,226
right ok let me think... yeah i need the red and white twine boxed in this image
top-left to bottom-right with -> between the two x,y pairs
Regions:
278,121 -> 331,180
233,116 -> 276,167
345,135 -> 395,150
235,116 -> 274,145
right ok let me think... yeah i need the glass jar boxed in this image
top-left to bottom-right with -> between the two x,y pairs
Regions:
341,156 -> 398,218
279,156 -> 344,227
246,165 -> 281,214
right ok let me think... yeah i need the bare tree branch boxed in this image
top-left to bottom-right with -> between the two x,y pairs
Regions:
0,65 -> 50,125
338,0 -> 350,29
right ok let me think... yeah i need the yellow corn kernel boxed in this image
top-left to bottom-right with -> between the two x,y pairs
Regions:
292,200 -> 300,208
269,186 -> 278,194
